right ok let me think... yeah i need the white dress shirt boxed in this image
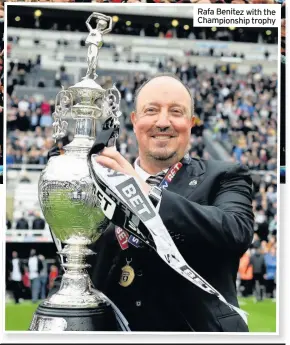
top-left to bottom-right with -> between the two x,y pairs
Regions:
133,157 -> 168,182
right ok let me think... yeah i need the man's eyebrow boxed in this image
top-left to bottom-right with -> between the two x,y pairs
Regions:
144,102 -> 160,107
141,102 -> 187,111
169,103 -> 187,112
141,102 -> 160,110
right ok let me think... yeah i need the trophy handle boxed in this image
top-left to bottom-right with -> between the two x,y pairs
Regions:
102,84 -> 122,119
52,88 -> 74,141
101,84 -> 122,147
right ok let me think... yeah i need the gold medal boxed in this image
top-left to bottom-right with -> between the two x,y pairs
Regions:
119,259 -> 135,287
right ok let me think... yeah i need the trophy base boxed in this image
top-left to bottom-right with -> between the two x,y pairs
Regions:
29,302 -> 119,331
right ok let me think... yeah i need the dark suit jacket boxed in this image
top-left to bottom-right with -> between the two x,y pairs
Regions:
51,157 -> 254,332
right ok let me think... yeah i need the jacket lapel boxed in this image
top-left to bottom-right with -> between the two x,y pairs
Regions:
166,158 -> 206,199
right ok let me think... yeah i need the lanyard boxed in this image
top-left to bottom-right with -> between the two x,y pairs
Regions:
160,153 -> 191,187
159,161 -> 183,190
152,153 -> 192,189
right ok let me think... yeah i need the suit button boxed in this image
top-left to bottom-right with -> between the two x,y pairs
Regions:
136,301 -> 142,307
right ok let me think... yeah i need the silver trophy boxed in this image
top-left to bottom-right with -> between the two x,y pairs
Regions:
29,12 -> 122,331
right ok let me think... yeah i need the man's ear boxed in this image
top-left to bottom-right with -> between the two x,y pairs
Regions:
131,111 -> 137,132
191,116 -> 196,128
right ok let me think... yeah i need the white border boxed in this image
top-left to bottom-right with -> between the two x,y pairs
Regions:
0,1 -> 285,343
280,3 -> 290,344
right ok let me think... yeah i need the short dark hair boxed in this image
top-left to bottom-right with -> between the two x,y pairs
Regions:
133,72 -> 195,116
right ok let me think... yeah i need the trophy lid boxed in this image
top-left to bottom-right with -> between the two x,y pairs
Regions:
69,78 -> 105,93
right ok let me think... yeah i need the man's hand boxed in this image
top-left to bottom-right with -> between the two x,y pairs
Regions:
95,147 -> 151,195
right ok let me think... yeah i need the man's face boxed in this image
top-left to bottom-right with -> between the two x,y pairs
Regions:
131,76 -> 195,164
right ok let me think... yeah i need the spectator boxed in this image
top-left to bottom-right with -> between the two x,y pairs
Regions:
264,246 -> 277,299
250,246 -> 266,301
28,249 -> 43,303
48,265 -> 59,290
7,251 -> 24,304
251,232 -> 261,249
22,266 -> 31,300
39,254 -> 48,299
238,250 -> 253,297
16,212 -> 29,230
6,215 -> 12,229
32,211 -> 46,230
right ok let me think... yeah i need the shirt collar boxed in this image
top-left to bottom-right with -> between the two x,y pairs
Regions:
134,157 -> 168,182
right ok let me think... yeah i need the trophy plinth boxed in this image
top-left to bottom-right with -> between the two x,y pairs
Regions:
29,304 -> 117,332
30,238 -> 117,332
29,12 -> 121,332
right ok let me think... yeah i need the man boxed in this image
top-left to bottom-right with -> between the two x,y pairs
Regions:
249,245 -> 266,302
50,73 -> 254,332
264,245 -> 276,299
38,254 -> 48,300
28,249 -> 43,303
16,212 -> 29,230
7,251 -> 24,304
32,211 -> 46,230
238,249 -> 253,297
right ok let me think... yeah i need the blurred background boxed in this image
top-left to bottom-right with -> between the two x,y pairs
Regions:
5,4 -> 278,332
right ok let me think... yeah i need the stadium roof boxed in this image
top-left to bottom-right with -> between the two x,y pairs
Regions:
6,3 -> 194,19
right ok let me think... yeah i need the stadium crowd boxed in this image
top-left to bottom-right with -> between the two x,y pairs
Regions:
6,55 -> 278,170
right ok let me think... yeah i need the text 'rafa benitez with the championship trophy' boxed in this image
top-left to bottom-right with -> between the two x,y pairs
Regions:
29,11 -> 254,332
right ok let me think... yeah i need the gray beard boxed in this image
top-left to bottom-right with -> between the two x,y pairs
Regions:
147,150 -> 177,162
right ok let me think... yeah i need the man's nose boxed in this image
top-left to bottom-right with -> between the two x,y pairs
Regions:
155,110 -> 171,129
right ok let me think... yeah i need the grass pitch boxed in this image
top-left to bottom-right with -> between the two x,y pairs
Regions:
5,297 -> 276,332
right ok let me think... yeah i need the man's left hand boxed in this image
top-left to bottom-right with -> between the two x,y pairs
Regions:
95,147 -> 151,195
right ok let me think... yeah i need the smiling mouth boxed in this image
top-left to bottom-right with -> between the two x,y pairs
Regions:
151,135 -> 175,140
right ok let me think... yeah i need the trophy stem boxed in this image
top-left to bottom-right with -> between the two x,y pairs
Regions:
74,117 -> 96,139
39,238 -> 102,309
61,243 -> 93,271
